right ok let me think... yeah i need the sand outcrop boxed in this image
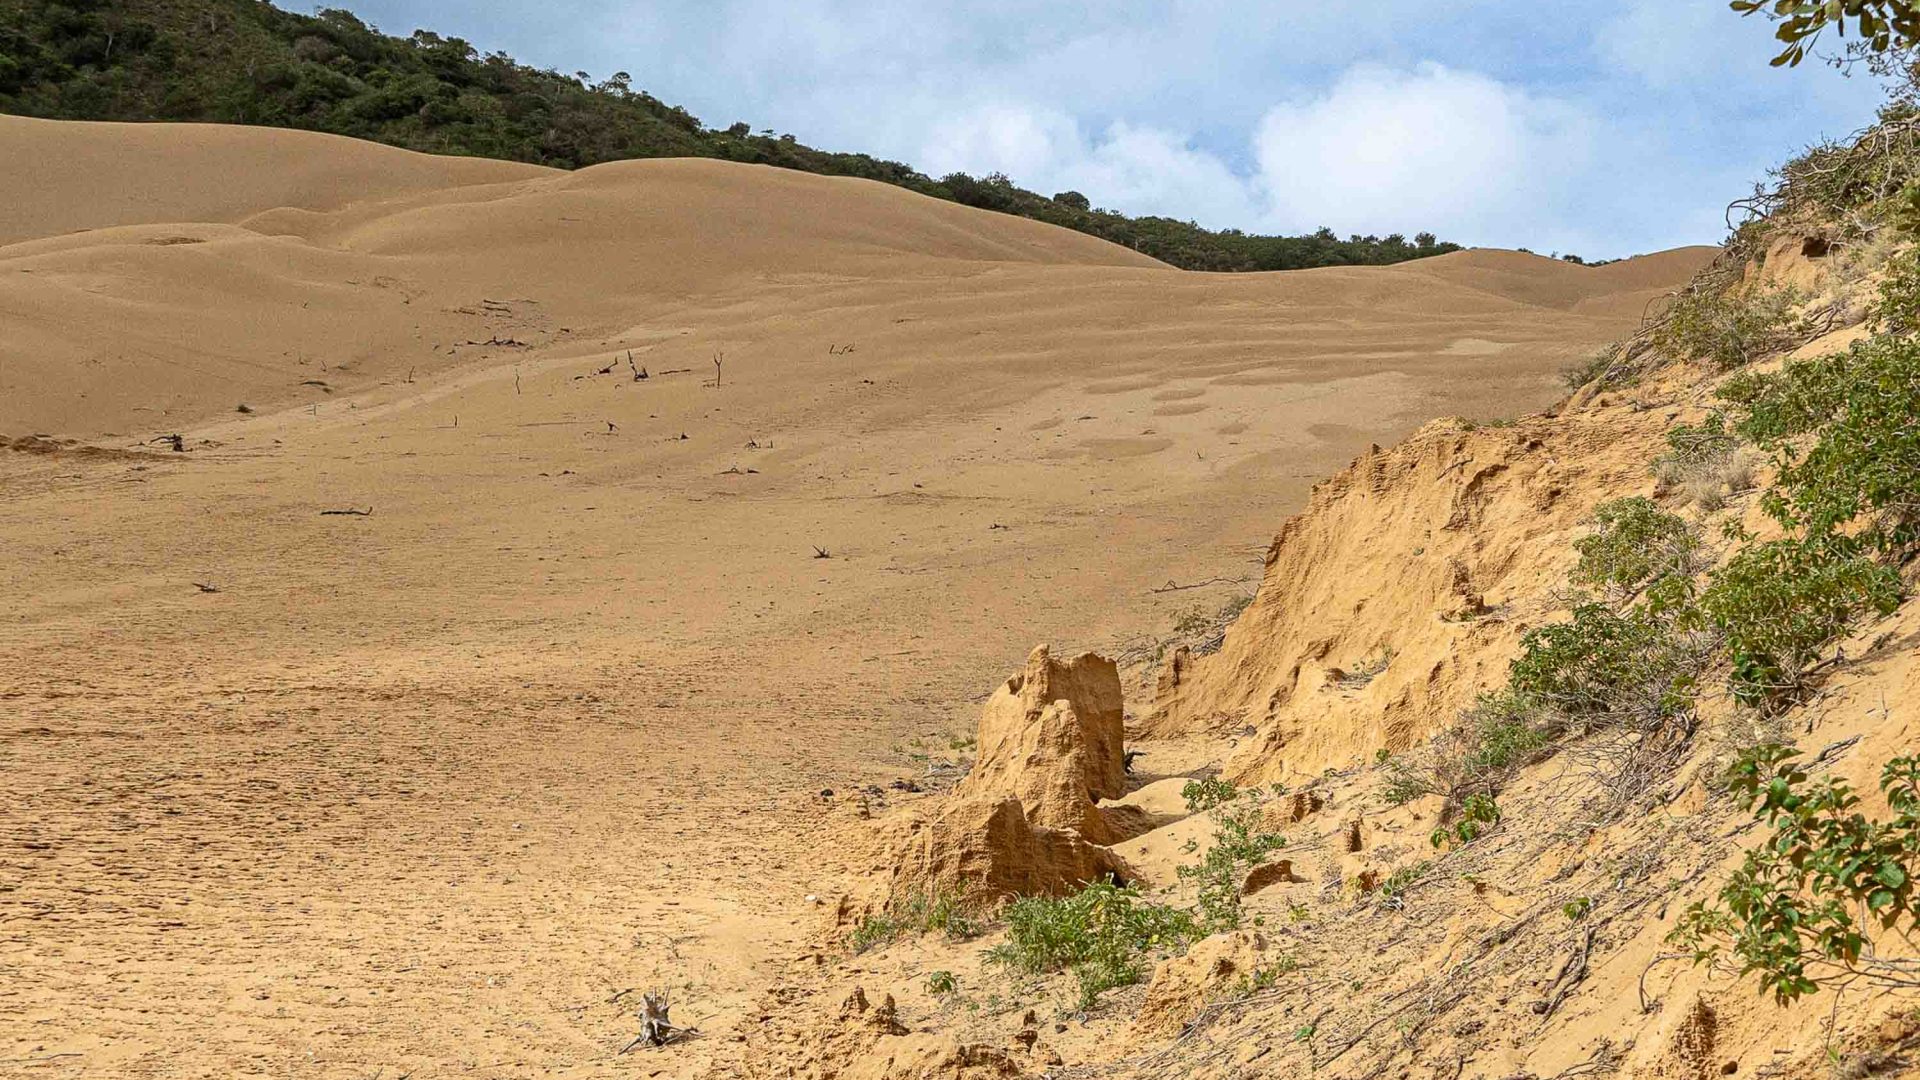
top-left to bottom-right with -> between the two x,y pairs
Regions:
887,795 -> 1134,904
1132,931 -> 1271,1038
955,645 -> 1127,842
883,646 -> 1138,905
730,986 -> 1027,1080
1144,401 -> 1680,783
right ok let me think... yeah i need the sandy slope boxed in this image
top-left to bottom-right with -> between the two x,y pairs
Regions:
0,118 -> 1712,1078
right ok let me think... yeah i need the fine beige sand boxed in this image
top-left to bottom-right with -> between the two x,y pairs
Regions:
0,115 -> 1713,1078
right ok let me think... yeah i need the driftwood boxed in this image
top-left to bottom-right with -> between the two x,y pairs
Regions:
619,989 -> 696,1052
319,506 -> 374,517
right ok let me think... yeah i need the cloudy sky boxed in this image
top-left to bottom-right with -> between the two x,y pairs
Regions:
326,0 -> 1887,258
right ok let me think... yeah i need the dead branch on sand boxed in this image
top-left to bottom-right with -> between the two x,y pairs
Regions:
1149,576 -> 1249,594
319,506 -> 374,517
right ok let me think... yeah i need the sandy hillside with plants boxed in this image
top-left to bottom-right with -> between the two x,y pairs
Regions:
721,108 -> 1920,1080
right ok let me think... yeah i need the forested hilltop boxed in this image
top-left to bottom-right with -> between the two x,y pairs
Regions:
0,0 -> 1469,271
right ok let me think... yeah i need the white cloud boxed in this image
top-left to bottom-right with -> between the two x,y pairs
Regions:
1251,63 -> 1595,241
346,0 -> 1897,256
917,106 -> 1257,225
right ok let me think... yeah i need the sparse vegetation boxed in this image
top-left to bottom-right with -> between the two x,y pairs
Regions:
1650,282 -> 1805,372
1335,647 -> 1395,688
1177,791 -> 1288,932
1381,690 -> 1553,807
1378,861 -> 1432,901
850,889 -> 983,953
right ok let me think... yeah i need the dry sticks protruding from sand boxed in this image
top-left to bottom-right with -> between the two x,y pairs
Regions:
619,990 -> 696,1053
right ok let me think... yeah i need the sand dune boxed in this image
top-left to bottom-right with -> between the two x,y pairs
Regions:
0,119 -> 1712,1078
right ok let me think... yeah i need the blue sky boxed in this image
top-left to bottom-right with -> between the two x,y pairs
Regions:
321,0 -> 1887,258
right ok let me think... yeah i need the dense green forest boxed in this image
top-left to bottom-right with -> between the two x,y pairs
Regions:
0,0 -> 1471,270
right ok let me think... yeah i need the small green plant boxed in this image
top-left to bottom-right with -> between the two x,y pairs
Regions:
897,889 -> 983,941
1336,647 -> 1394,687
1234,955 -> 1299,995
1562,896 -> 1594,922
1182,776 -> 1239,813
849,913 -> 903,954
1570,497 -> 1703,602
1293,1023 -> 1317,1043
1431,794 -> 1501,850
1673,746 -> 1920,1003
1379,861 -> 1431,901
925,970 -> 958,995
986,881 -> 1197,1009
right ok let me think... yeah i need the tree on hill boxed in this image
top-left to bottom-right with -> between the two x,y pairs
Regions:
0,0 -> 1468,272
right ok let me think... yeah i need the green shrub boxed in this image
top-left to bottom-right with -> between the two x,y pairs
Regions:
1696,539 -> 1903,706
1673,746 -> 1920,1002
925,970 -> 959,995
1509,603 -> 1706,732
1181,776 -> 1239,813
987,881 -> 1197,1009
1571,497 -> 1704,601
1872,247 -> 1920,332
1651,283 -> 1804,372
1723,333 -> 1920,554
